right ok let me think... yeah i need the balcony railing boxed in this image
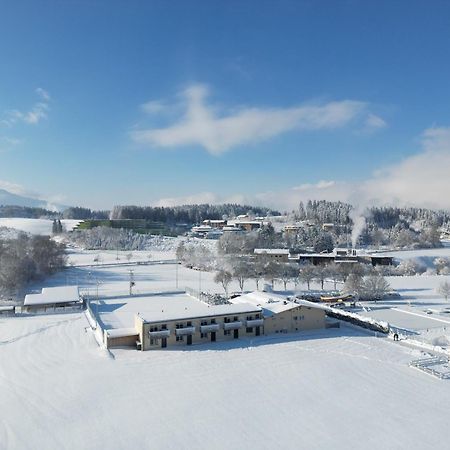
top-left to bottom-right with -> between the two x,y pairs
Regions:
200,323 -> 220,333
175,326 -> 196,336
148,329 -> 170,339
223,321 -> 242,331
246,319 -> 264,327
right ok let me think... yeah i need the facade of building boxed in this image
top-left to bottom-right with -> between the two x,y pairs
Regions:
230,291 -> 326,335
254,248 -> 290,262
102,290 -> 326,351
133,296 -> 262,350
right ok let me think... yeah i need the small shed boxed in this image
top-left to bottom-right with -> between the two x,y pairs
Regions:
23,286 -> 82,313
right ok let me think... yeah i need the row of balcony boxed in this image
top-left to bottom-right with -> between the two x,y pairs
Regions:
148,319 -> 264,338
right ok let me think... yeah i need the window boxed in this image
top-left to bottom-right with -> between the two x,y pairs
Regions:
293,316 -> 298,321
224,317 -> 230,323
246,315 -> 253,321
201,320 -> 207,326
211,319 -> 216,324
246,327 -> 253,333
176,335 -> 184,342
233,316 -> 238,321
224,330 -> 231,336
176,323 -> 184,329
187,321 -> 192,327
150,338 -> 158,346
161,324 -> 167,330
200,332 -> 207,338
255,314 -> 260,319
150,326 -> 158,332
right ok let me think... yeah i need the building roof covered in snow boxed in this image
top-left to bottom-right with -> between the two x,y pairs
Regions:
24,286 -> 80,306
230,291 -> 299,316
254,248 -> 290,255
135,292 -> 261,324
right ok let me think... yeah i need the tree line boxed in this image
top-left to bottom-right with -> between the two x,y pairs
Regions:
110,203 -> 280,224
0,234 -> 67,298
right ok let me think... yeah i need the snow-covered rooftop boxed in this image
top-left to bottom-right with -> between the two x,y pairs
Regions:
24,285 -> 80,306
105,328 -> 138,338
103,292 -> 261,324
254,248 -> 289,255
230,291 -> 312,317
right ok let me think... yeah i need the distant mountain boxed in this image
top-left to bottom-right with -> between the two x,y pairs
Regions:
0,189 -> 67,211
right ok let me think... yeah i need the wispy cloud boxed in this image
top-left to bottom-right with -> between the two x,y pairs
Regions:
35,87 -> 51,101
363,113 -> 387,133
1,88 -> 51,127
140,100 -> 167,114
154,191 -> 249,207
293,180 -> 336,191
131,83 -> 383,155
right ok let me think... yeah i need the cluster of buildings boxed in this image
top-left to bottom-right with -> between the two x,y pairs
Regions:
254,247 -> 393,267
190,215 -> 270,238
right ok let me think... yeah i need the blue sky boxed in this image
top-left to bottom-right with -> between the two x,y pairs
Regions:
1,0 -> 450,210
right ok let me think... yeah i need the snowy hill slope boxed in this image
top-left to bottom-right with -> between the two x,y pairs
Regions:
0,188 -> 67,211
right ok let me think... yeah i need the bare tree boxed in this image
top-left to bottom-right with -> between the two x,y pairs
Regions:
327,262 -> 340,290
264,260 -> 281,290
315,265 -> 330,290
298,264 -> 316,290
230,257 -> 252,292
214,269 -> 232,298
361,274 -> 390,301
250,258 -> 265,290
343,273 -> 364,300
278,263 -> 298,291
437,281 -> 450,301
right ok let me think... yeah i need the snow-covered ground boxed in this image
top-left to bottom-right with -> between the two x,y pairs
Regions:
3,242 -> 450,449
381,241 -> 450,268
0,218 -> 81,235
2,314 -> 450,450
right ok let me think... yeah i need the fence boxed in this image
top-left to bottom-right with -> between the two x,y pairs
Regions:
410,356 -> 450,379
185,287 -> 230,305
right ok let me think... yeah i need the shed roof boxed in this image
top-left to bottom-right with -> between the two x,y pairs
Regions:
24,286 -> 80,306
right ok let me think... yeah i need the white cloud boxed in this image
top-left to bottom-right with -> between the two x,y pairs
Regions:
2,89 -> 50,127
131,84 -> 381,155
154,191 -> 250,207
359,126 -> 450,209
35,87 -> 51,101
363,113 -> 387,132
272,126 -> 450,211
0,136 -> 22,151
293,180 -> 336,191
153,126 -> 450,211
141,100 -> 166,114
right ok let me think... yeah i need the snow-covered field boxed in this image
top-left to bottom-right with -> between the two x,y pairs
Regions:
3,238 -> 450,449
0,218 -> 81,235
382,241 -> 450,268
2,314 -> 450,450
